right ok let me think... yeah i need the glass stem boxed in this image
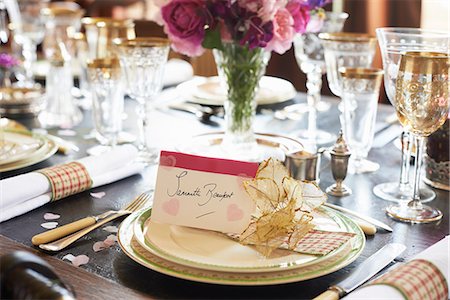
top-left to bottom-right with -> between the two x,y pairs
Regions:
136,100 -> 147,151
398,131 -> 411,193
408,135 -> 425,210
306,69 -> 322,145
22,41 -> 37,85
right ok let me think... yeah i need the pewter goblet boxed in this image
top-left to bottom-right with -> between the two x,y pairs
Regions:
373,27 -> 449,203
114,37 -> 169,164
293,12 -> 348,145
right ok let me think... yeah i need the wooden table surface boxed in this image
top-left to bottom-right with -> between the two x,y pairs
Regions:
1,91 -> 448,299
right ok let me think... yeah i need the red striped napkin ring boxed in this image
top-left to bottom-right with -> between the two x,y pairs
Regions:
369,259 -> 448,300
37,162 -> 93,201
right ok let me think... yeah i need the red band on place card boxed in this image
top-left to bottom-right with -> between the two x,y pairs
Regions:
369,259 -> 448,300
159,151 -> 259,178
38,162 -> 93,201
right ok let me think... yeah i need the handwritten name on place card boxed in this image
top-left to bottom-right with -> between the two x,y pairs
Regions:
151,151 -> 259,234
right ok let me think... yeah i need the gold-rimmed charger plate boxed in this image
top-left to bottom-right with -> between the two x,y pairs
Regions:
0,130 -> 58,172
177,132 -> 303,162
118,209 -> 365,285
176,76 -> 297,106
133,207 -> 364,274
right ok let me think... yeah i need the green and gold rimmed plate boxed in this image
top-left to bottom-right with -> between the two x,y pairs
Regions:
0,130 -> 58,172
133,207 -> 363,273
118,208 -> 365,285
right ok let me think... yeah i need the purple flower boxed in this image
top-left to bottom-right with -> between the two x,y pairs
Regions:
0,53 -> 19,69
304,0 -> 332,9
240,16 -> 273,49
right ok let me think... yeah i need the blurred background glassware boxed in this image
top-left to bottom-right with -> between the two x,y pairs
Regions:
10,0 -> 49,87
87,57 -> 124,155
293,11 -> 348,146
0,86 -> 45,117
424,117 -> 449,191
114,37 -> 170,163
386,51 -> 449,223
339,67 -> 383,174
38,42 -> 82,128
373,28 -> 450,203
81,17 -> 135,60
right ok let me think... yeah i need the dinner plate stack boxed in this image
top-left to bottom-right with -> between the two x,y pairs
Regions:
0,129 -> 58,172
0,87 -> 46,117
118,206 -> 365,285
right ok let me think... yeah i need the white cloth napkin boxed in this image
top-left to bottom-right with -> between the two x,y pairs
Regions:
0,144 -> 145,222
163,58 -> 194,87
343,236 -> 449,299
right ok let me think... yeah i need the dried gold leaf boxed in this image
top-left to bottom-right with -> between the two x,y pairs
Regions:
243,178 -> 279,214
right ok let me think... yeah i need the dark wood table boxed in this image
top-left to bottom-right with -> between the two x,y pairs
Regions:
1,92 -> 448,299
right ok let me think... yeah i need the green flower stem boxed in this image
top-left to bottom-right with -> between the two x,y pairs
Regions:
215,44 -> 268,135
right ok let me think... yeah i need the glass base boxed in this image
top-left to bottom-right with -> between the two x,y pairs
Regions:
386,203 -> 443,223
295,129 -> 336,145
373,182 -> 435,203
86,145 -> 113,156
348,159 -> 379,174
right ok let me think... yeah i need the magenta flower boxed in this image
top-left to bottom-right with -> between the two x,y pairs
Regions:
0,53 -> 19,69
161,0 -> 211,56
286,0 -> 310,33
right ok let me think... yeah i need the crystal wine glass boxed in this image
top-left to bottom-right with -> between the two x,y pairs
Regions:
11,0 -> 49,87
114,37 -> 170,164
373,27 -> 449,202
86,57 -> 124,155
293,12 -> 348,145
386,51 -> 449,223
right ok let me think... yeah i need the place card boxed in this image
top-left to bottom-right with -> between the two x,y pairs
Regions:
151,151 -> 259,234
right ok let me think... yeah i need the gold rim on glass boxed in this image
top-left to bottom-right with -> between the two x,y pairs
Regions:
113,37 -> 170,48
399,51 -> 450,75
86,57 -> 120,69
81,17 -> 134,29
319,32 -> 377,43
339,67 -> 384,79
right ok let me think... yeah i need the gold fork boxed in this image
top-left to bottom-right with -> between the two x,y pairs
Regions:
34,192 -> 151,251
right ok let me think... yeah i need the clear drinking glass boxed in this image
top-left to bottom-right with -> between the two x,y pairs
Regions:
373,27 -> 449,203
386,51 -> 449,223
86,57 -> 124,155
319,33 -> 377,98
293,12 -> 348,145
11,0 -> 49,87
114,37 -> 170,164
340,67 -> 384,173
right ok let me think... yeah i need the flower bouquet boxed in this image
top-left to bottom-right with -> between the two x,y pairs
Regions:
0,53 -> 19,87
155,0 -> 331,160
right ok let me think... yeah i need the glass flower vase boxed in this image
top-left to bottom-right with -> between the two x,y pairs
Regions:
213,43 -> 270,160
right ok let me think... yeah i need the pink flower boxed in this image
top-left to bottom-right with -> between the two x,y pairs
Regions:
286,0 -> 310,33
266,8 -> 295,54
161,0 -> 209,56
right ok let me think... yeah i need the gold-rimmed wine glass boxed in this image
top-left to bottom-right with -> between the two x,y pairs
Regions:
113,37 -> 170,164
386,51 -> 449,223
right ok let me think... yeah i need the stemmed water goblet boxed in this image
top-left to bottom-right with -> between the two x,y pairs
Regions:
293,12 -> 348,146
11,0 -> 49,87
386,51 -> 449,223
373,28 -> 449,202
319,32 -> 378,172
114,37 -> 170,164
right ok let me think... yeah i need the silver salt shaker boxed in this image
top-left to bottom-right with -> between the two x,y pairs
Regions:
326,131 -> 352,196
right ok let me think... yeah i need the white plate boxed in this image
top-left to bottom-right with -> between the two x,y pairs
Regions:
133,207 -> 363,274
0,130 -> 46,165
119,208 -> 365,285
176,76 -> 297,106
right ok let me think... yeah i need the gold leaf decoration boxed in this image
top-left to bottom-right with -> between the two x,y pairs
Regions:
240,158 -> 326,257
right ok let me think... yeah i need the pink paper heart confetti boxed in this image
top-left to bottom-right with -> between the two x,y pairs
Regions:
90,191 -> 106,199
43,212 -> 61,220
93,241 -> 107,252
62,254 -> 75,262
102,225 -> 118,233
41,222 -> 58,229
71,255 -> 89,267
